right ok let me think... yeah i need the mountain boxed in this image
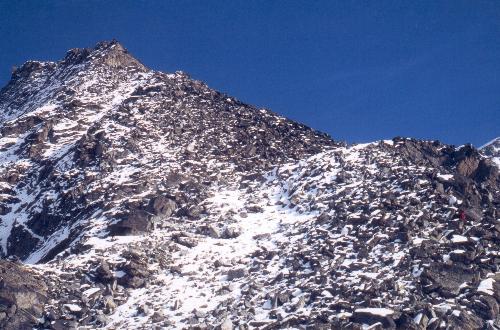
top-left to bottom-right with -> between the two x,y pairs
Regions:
0,41 -> 498,330
480,137 -> 500,168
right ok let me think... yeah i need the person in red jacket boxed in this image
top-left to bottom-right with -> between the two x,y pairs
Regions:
459,209 -> 466,221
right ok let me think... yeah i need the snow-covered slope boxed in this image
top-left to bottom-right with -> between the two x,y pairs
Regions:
0,41 -> 498,330
0,40 -> 334,263
480,137 -> 500,168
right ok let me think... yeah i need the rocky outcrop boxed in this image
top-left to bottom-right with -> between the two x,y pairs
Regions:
0,260 -> 47,330
149,195 -> 176,217
109,210 -> 153,235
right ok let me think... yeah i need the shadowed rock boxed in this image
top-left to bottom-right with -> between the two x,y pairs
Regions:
0,260 -> 47,330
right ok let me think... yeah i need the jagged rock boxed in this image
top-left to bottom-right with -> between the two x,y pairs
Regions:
226,268 -> 248,281
187,205 -> 203,219
421,263 -> 476,297
472,295 -> 499,320
457,156 -> 480,177
246,205 -> 264,213
222,226 -> 240,239
95,314 -> 111,326
0,260 -> 47,330
446,309 -> 484,329
95,259 -> 114,283
117,250 -> 150,288
137,304 -> 150,315
151,310 -> 166,322
109,210 -> 152,235
207,225 -> 222,238
150,196 -> 176,217
352,308 -> 396,328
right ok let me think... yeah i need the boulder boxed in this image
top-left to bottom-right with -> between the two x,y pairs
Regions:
187,205 -> 203,219
421,263 -> 475,297
446,309 -> 484,329
472,295 -> 498,320
149,196 -> 176,217
0,260 -> 47,330
226,267 -> 248,281
117,250 -> 150,288
108,210 -> 152,235
95,259 -> 114,283
222,226 -> 240,239
352,308 -> 396,328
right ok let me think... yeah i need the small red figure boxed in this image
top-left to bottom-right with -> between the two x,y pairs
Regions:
459,210 -> 466,221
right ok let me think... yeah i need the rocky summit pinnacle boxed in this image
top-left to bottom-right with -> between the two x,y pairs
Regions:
63,40 -> 147,69
0,41 -> 498,330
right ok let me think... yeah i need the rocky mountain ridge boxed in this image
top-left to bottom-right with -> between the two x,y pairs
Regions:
480,138 -> 500,168
0,41 -> 498,330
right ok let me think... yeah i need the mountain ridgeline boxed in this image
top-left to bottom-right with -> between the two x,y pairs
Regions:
481,137 -> 500,168
0,41 -> 498,330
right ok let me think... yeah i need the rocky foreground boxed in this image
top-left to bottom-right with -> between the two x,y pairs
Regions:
0,41 -> 498,329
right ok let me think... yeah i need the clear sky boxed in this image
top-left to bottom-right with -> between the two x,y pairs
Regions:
0,1 -> 498,146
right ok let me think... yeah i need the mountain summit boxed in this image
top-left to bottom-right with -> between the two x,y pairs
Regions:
0,40 -> 334,263
0,41 -> 498,329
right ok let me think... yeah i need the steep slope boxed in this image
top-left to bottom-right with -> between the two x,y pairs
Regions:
0,40 -> 334,263
481,137 -> 500,167
0,42 -> 498,330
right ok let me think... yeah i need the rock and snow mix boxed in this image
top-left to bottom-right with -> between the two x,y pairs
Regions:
481,137 -> 500,168
0,41 -> 498,329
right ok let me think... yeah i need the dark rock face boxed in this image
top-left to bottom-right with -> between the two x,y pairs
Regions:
117,250 -> 150,288
0,260 -> 47,330
109,210 -> 152,235
422,263 -> 476,297
0,41 -> 498,329
226,267 -> 247,281
94,259 -> 114,283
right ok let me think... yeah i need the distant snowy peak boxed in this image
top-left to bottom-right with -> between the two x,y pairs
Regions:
480,137 -> 500,167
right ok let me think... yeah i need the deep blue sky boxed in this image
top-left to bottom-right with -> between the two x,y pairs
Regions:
1,1 -> 499,146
